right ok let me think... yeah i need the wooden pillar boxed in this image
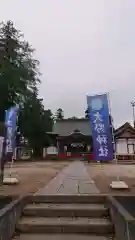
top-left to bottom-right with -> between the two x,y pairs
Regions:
57,139 -> 64,154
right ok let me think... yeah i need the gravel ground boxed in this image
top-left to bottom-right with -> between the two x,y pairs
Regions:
86,163 -> 135,195
0,161 -> 68,196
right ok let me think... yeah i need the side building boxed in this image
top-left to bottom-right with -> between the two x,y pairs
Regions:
115,122 -> 135,164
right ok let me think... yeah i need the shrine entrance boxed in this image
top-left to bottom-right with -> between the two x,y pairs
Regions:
66,142 -> 86,153
57,130 -> 92,158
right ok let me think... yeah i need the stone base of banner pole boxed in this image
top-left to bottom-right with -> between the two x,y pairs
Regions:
3,158 -> 19,185
110,156 -> 129,189
3,177 -> 19,185
110,181 -> 129,189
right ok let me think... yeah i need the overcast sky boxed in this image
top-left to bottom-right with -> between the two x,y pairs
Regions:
1,0 -> 135,127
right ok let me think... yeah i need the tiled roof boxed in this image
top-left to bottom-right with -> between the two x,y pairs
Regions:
115,122 -> 135,136
53,119 -> 91,136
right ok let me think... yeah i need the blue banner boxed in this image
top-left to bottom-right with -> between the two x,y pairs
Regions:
5,106 -> 19,154
87,94 -> 113,161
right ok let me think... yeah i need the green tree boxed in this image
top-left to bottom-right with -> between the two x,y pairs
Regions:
68,116 -> 78,119
0,20 -> 53,157
0,20 -> 40,121
0,122 -> 4,136
18,94 -> 53,156
55,108 -> 64,120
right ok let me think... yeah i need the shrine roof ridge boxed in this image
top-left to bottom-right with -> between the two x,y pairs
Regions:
53,118 -> 91,136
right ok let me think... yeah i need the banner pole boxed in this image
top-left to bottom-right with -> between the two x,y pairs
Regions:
0,125 -> 7,185
107,92 -> 119,180
107,93 -> 128,189
9,156 -> 14,178
3,106 -> 19,185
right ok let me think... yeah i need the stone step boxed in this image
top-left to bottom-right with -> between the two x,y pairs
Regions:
23,203 -> 108,218
13,234 -> 111,240
30,195 -> 106,204
17,217 -> 113,234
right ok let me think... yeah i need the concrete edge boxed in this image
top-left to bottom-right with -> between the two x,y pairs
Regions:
28,194 -> 107,204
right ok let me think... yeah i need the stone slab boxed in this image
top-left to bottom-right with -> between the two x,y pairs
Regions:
35,161 -> 100,195
79,182 -> 100,194
58,179 -> 79,194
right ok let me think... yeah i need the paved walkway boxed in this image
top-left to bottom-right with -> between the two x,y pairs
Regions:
35,161 -> 100,195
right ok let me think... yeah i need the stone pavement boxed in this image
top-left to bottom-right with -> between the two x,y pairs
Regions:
35,161 -> 100,195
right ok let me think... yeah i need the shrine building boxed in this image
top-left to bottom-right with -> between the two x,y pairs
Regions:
45,119 -> 135,164
46,119 -> 92,159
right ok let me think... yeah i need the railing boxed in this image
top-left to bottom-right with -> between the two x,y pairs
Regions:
0,196 -> 27,240
107,196 -> 135,240
116,154 -> 135,161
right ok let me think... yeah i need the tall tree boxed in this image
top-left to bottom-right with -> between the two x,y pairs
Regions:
0,20 -> 53,157
18,94 -> 53,156
68,116 -> 78,119
0,20 -> 40,121
55,108 -> 64,120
